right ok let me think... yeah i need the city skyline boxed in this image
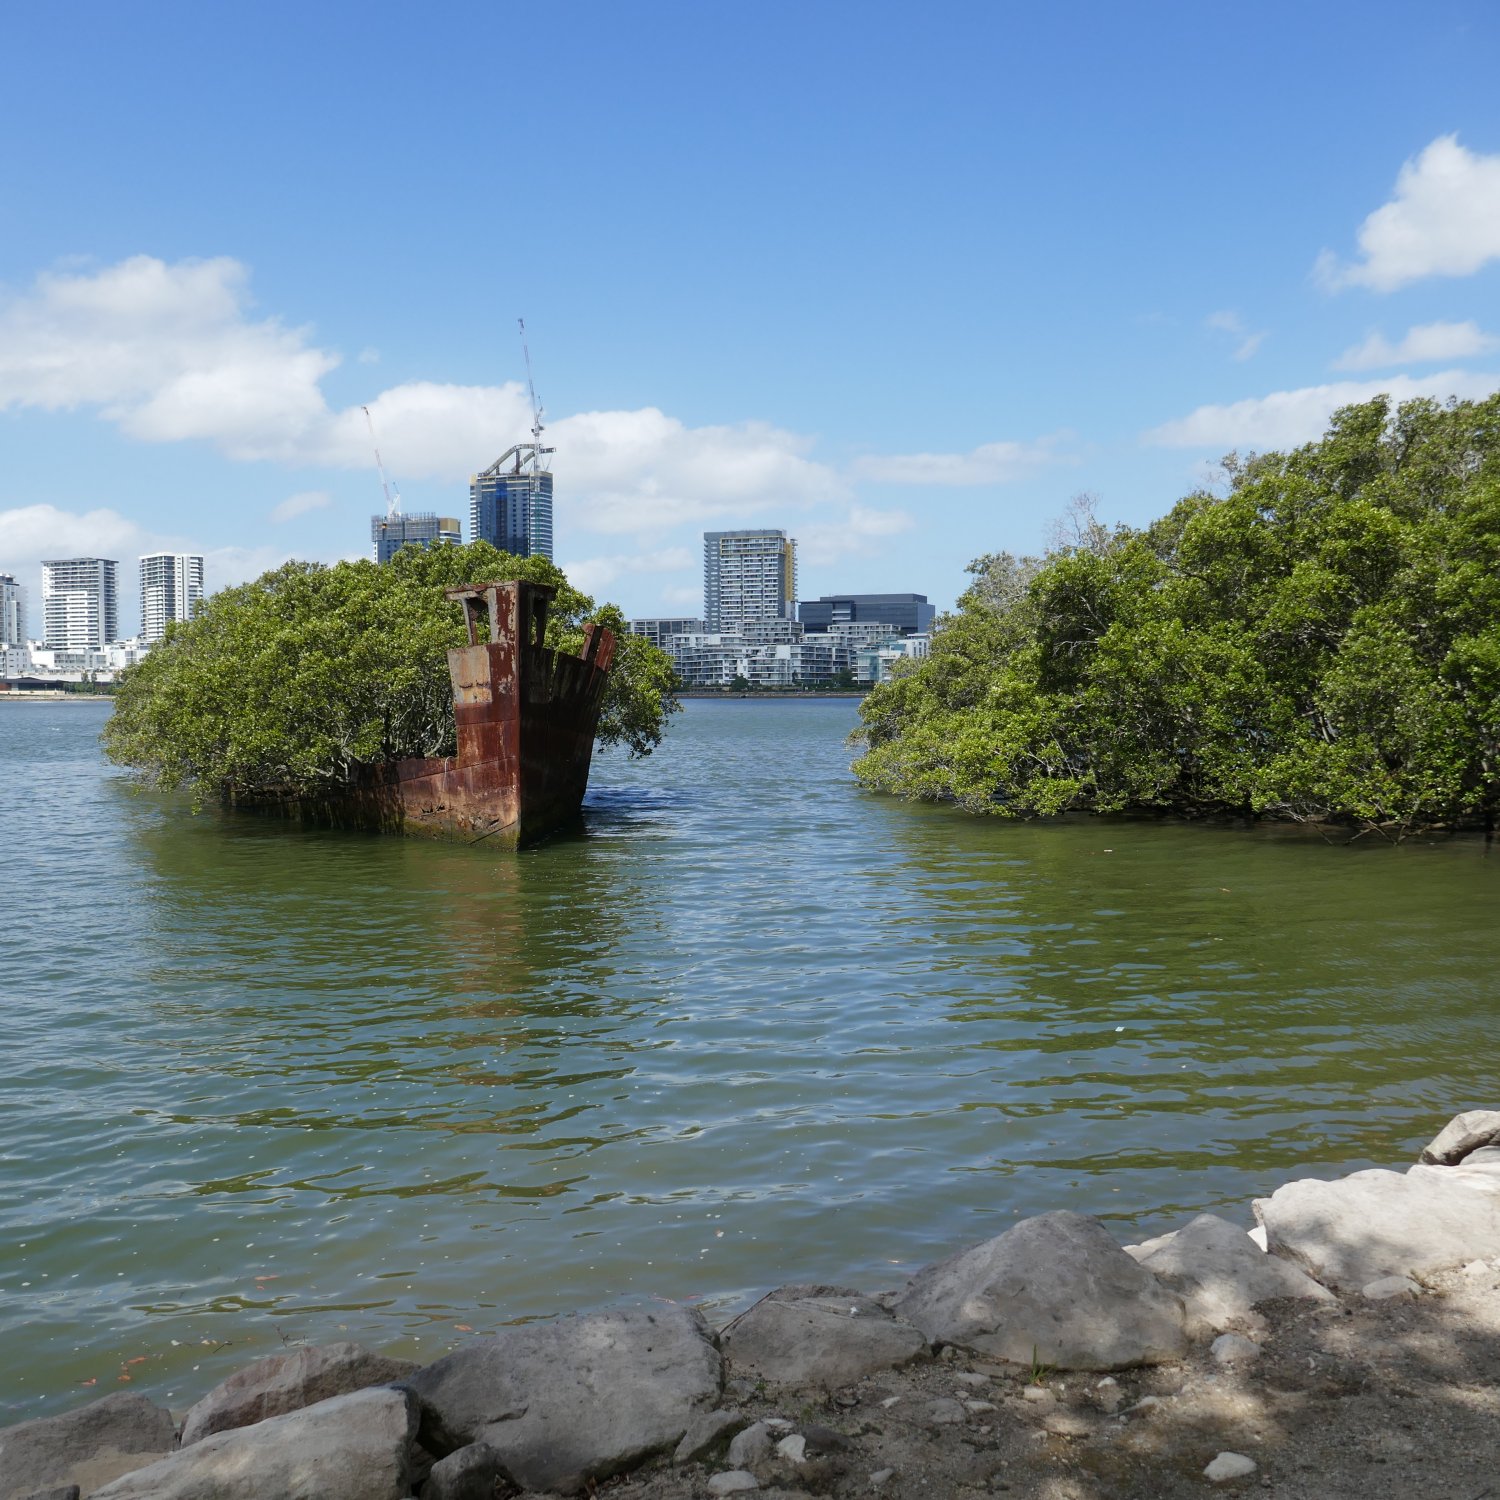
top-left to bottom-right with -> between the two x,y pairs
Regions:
2,5 -> 1498,632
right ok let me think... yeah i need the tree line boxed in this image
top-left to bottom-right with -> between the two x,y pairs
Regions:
854,396 -> 1500,835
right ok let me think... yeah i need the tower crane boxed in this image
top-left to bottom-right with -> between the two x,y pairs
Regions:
362,404 -> 402,518
518,318 -> 551,472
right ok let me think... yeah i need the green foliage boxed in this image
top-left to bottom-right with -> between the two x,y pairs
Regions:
103,541 -> 679,803
854,395 -> 1500,834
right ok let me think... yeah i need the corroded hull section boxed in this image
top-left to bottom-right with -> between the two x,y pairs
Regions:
262,580 -> 615,847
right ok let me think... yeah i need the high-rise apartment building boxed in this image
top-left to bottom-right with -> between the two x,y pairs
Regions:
371,513 -> 462,565
139,552 -> 205,642
0,573 -> 26,645
703,530 -> 797,632
42,558 -> 118,649
470,446 -> 554,560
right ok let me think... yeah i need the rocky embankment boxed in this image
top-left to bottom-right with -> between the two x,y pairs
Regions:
7,1111 -> 1500,1500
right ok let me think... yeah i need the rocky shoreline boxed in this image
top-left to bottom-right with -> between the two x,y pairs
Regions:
6,1110 -> 1500,1500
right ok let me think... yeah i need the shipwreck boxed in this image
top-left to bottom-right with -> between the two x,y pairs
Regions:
266,578 -> 616,847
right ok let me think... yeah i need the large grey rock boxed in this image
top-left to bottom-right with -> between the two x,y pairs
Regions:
1409,1157 -> 1500,1197
90,1387 -> 416,1500
721,1287 -> 928,1387
419,1442 -> 510,1500
893,1211 -> 1189,1370
726,1420 -> 774,1468
1127,1213 -> 1333,1334
0,1393 -> 175,1500
1255,1168 -> 1500,1291
401,1305 -> 720,1494
1419,1109 -> 1500,1165
181,1340 -> 418,1445
673,1408 -> 748,1464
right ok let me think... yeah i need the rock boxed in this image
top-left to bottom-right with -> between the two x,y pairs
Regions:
18,1490 -> 80,1500
1203,1451 -> 1257,1481
894,1211 -> 1189,1370
1020,1386 -> 1056,1405
90,1387 -> 416,1500
1132,1213 -> 1333,1335
1419,1109 -> 1500,1164
801,1423 -> 853,1454
951,1370 -> 990,1387
776,1433 -> 807,1462
728,1421 -> 775,1468
1210,1333 -> 1262,1365
1462,1259 -> 1492,1277
181,1339 -> 418,1446
401,1305 -> 720,1494
0,1392 -> 176,1500
1409,1159 -> 1500,1196
921,1398 -> 967,1426
1246,1225 -> 1268,1251
419,1442 -> 510,1500
1362,1275 -> 1420,1300
708,1472 -> 760,1495
1255,1169 -> 1500,1290
720,1289 -> 928,1388
674,1408 -> 748,1464
870,1469 -> 895,1486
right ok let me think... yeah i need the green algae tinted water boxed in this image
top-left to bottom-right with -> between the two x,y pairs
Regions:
3,698 -> 1498,1417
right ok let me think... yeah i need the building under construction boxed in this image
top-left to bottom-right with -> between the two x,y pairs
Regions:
371,514 -> 461,565
469,449 -> 554,560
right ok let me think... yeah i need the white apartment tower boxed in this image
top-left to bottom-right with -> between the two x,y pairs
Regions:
0,573 -> 26,645
703,529 -> 797,632
139,553 -> 205,643
42,558 -> 118,650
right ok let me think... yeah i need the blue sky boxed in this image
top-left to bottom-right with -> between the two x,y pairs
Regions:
3,0 -> 1499,631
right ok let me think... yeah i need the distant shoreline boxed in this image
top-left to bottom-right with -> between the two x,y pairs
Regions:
676,690 -> 867,700
0,692 -> 114,703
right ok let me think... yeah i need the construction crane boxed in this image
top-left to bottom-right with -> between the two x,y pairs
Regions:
362,404 -> 402,518
518,318 -> 552,472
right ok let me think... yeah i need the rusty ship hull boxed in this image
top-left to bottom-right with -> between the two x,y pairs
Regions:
258,579 -> 616,847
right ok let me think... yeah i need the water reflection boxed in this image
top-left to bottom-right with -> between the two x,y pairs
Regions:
4,700 -> 1500,1421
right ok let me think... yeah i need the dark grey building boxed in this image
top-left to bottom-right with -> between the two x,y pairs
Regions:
799,592 -> 934,636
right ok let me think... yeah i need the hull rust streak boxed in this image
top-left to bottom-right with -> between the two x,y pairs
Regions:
264,578 -> 616,847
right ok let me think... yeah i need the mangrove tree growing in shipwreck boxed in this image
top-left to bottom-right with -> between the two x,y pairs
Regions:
854,395 -> 1500,834
103,542 -> 678,804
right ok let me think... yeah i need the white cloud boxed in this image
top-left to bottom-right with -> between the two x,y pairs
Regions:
270,489 -> 334,522
556,546 -> 696,598
1144,370 -> 1500,450
1332,320 -> 1500,371
852,436 -> 1070,486
797,504 -> 915,565
0,502 -> 147,567
199,544 -> 297,590
0,256 -> 849,539
1316,135 -> 1500,293
0,503 -> 299,636
1205,310 -> 1267,362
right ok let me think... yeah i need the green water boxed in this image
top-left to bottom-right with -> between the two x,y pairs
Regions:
2,698 -> 1497,1418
